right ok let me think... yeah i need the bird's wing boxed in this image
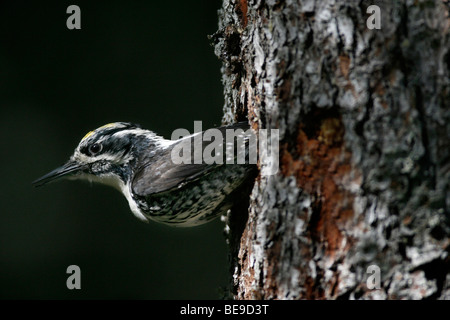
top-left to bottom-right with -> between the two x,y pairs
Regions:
131,122 -> 252,196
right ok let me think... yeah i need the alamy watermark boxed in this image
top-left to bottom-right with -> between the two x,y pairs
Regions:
170,121 -> 279,176
366,264 -> 381,290
366,5 -> 381,30
66,265 -> 81,290
66,4 -> 381,30
66,5 -> 81,30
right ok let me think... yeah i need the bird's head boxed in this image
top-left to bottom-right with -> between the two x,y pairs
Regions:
33,122 -> 164,188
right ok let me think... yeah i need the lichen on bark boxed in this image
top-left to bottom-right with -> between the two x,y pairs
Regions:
212,0 -> 450,299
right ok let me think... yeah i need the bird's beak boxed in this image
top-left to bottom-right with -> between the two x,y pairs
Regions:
32,160 -> 87,187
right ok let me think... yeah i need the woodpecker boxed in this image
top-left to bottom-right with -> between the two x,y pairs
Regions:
33,122 -> 256,227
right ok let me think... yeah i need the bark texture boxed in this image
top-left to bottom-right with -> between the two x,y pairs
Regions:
212,0 -> 450,299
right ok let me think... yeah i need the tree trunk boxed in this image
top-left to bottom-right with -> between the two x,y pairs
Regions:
212,0 -> 450,300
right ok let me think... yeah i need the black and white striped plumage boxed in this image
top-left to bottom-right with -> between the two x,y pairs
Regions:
33,122 -> 256,227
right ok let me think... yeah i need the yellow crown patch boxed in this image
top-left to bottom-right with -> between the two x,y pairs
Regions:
81,130 -> 94,141
99,123 -> 117,130
81,123 -> 117,141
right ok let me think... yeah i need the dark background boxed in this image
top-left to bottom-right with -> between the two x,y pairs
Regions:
0,1 -> 229,299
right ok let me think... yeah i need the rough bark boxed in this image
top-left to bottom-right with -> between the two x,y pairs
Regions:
212,0 -> 450,299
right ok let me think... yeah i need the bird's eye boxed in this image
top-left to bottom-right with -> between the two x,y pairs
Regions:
89,143 -> 102,155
